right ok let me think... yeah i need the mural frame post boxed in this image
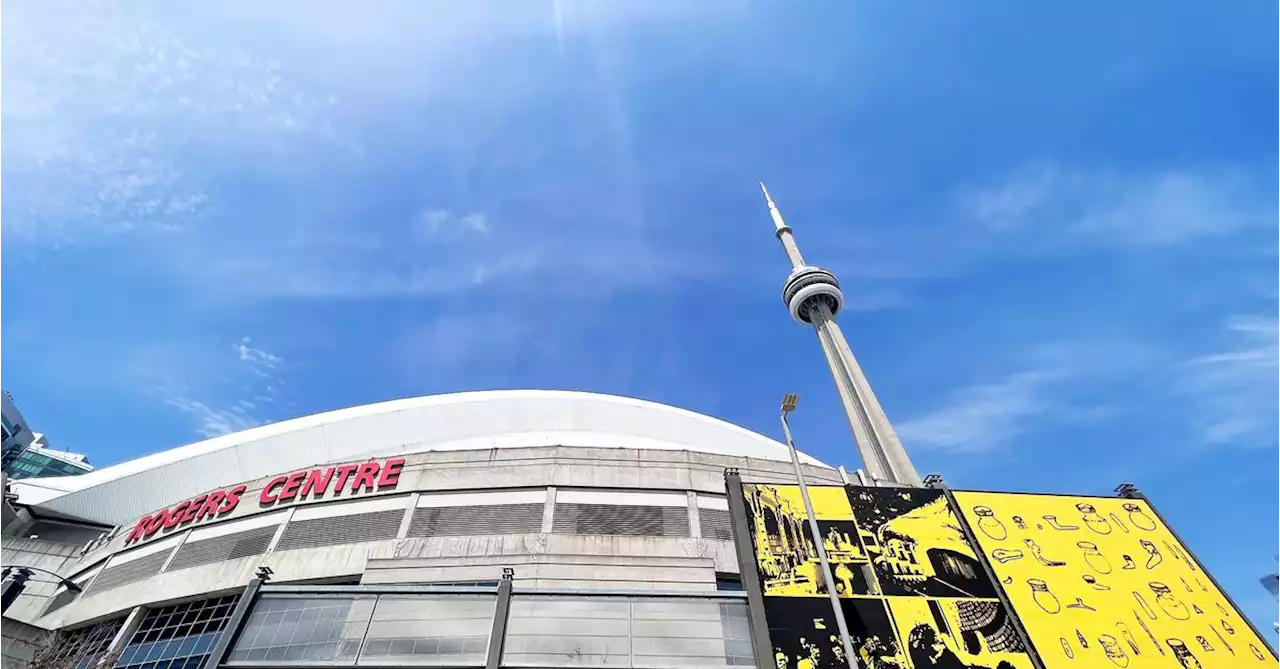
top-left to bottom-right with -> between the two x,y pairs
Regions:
725,468 -> 776,669
931,477 -> 1048,669
1116,482 -> 1278,657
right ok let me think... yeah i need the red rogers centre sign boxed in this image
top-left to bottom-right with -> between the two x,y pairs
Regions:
125,457 -> 406,545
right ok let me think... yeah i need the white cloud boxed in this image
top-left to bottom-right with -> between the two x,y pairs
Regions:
1177,314 -> 1279,446
896,370 -> 1059,452
961,164 -> 1273,248
896,340 -> 1153,453
2,2 -> 345,246
152,336 -> 287,438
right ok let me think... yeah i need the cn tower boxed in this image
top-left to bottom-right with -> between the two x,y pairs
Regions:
761,183 -> 923,486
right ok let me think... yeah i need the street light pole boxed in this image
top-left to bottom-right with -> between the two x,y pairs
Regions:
1,565 -> 82,613
779,394 -> 859,668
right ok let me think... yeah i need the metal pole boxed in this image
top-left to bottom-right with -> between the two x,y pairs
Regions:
724,469 -> 776,669
484,571 -> 514,669
201,575 -> 265,669
780,412 -> 859,669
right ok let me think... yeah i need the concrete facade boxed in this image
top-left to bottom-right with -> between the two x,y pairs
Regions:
1,392 -> 835,646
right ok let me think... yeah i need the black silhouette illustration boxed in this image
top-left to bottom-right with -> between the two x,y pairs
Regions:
890,598 -> 1026,669
1075,630 -> 1088,649
971,506 -> 1007,541
990,549 -> 1023,564
1149,581 -> 1190,620
1179,577 -> 1193,593
1135,612 -> 1165,655
1192,603 -> 1203,615
1133,591 -> 1156,620
1122,503 -> 1156,531
1042,515 -> 1078,531
1115,622 -> 1141,655
1023,538 -> 1066,567
1027,579 -> 1060,613
1139,539 -> 1162,569
1059,637 -> 1073,658
1082,574 -> 1109,590
1098,634 -> 1130,667
1220,618 -> 1234,634
742,485 -> 1034,669
1250,643 -> 1265,660
1195,635 -> 1212,652
847,488 -> 996,598
765,598 -> 859,669
1165,638 -> 1201,668
1065,597 -> 1095,612
1076,503 -> 1112,535
1121,554 -> 1137,570
744,484 -> 872,597
1109,512 -> 1129,533
1011,516 -> 1027,531
1076,540 -> 1111,573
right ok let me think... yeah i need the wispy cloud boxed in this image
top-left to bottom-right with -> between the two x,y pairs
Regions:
155,336 -> 288,438
2,1 -> 344,246
960,164 -> 1274,248
897,370 -> 1062,452
896,341 -> 1152,453
1176,314 -> 1278,447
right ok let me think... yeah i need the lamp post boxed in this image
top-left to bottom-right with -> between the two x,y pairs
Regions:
779,394 -> 859,668
1,565 -> 82,613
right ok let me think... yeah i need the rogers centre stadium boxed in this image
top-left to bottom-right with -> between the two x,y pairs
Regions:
1,390 -> 843,669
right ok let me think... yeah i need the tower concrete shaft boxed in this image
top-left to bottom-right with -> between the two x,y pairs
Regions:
761,182 -> 923,486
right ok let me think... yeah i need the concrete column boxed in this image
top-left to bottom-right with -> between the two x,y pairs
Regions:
541,487 -> 557,534
396,493 -> 421,539
686,491 -> 701,538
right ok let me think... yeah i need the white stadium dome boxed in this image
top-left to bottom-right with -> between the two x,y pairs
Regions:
16,390 -> 827,526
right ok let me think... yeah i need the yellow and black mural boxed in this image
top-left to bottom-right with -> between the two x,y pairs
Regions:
741,483 -> 1033,669
955,491 -> 1278,669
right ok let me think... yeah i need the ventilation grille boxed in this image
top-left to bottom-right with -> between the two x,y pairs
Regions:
168,525 -> 278,572
699,508 -> 734,541
88,552 -> 170,594
552,503 -> 689,537
408,503 -> 544,537
275,510 -> 405,551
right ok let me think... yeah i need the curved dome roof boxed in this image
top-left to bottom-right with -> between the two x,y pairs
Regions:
19,390 -> 827,525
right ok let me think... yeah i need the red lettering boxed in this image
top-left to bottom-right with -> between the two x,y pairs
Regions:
180,496 -> 205,524
145,511 -> 166,537
163,502 -> 189,529
300,467 -> 335,498
279,471 -> 306,501
220,485 -> 246,513
196,491 -> 225,521
350,463 -> 379,493
332,464 -> 359,492
377,458 -> 405,487
259,476 -> 288,505
125,514 -> 153,544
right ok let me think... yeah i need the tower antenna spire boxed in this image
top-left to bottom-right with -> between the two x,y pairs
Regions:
761,182 -> 922,486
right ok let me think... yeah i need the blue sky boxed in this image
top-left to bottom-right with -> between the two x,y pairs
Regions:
3,0 -> 1276,629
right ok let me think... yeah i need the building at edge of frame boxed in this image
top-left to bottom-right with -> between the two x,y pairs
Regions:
1,389 -> 842,669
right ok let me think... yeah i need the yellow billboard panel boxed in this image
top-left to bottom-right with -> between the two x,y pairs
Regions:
955,491 -> 1276,669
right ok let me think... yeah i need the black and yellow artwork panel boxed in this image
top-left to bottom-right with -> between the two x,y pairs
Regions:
955,491 -> 1278,669
847,487 -> 998,600
744,483 -> 873,597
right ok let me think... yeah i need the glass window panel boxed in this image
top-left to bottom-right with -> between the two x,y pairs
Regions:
227,595 -> 375,666
356,594 -> 494,666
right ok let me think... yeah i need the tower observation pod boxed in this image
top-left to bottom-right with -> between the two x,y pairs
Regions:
760,182 -> 923,487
